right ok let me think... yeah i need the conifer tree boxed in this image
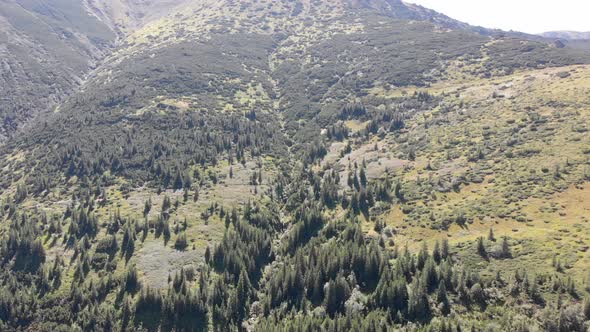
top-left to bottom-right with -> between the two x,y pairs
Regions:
441,239 -> 449,260
359,167 -> 367,188
437,281 -> 450,316
477,237 -> 487,258
583,297 -> 590,320
433,240 -> 441,263
501,236 -> 511,258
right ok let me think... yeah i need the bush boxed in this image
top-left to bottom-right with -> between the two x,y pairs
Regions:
175,232 -> 188,250
95,235 -> 118,254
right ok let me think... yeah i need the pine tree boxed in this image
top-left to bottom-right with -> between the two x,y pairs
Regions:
324,276 -> 351,317
433,240 -> 441,263
488,228 -> 495,241
583,297 -> 590,320
408,280 -> 430,321
353,173 -> 360,191
359,167 -> 367,187
477,237 -> 487,258
120,295 -> 132,330
123,265 -> 139,293
205,246 -> 211,265
347,172 -> 354,189
529,276 -> 543,304
437,281 -> 451,316
162,195 -> 171,213
350,193 -> 360,214
417,242 -> 429,270
422,258 -> 438,293
394,182 -> 403,201
501,236 -> 511,258
441,239 -> 449,260
173,169 -> 184,190
143,198 -> 152,217
227,270 -> 251,324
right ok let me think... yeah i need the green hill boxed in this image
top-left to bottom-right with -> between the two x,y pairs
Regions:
0,0 -> 589,331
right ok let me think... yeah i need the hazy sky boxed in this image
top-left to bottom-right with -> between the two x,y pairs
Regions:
406,0 -> 590,34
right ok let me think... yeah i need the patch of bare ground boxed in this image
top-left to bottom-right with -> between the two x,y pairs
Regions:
137,240 -> 202,289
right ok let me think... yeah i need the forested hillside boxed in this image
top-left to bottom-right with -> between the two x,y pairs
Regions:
0,0 -> 589,331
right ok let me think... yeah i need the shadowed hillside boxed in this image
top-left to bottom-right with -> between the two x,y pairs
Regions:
0,0 -> 195,139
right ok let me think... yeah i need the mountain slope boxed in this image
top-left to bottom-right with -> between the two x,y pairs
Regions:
6,0 -> 589,186
0,0 -> 589,331
0,0 -> 196,139
0,0 -> 116,137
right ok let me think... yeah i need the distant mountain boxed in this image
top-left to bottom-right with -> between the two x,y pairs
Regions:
541,30 -> 590,40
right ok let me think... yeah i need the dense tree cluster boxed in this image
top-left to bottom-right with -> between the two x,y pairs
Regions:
11,110 -> 283,193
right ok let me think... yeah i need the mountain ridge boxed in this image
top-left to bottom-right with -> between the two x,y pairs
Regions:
0,0 -> 577,140
542,30 -> 590,40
